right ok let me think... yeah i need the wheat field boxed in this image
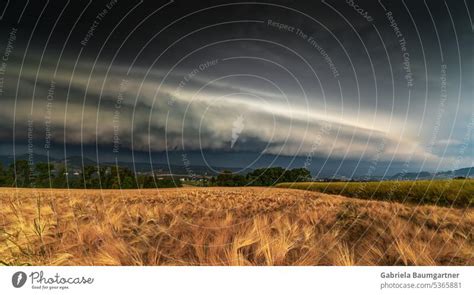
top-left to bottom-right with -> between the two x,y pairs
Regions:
0,187 -> 472,266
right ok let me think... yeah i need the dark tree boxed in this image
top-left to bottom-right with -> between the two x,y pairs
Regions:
34,162 -> 53,187
216,170 -> 246,186
11,160 -> 31,187
247,167 -> 311,185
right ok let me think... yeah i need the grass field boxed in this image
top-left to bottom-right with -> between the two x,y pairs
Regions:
276,179 -> 474,207
0,187 -> 472,266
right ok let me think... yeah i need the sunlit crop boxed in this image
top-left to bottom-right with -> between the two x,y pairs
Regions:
0,187 -> 472,265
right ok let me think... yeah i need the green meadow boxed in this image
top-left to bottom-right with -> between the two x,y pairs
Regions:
276,179 -> 474,207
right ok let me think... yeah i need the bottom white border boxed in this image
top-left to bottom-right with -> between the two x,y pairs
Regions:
1,266 -> 472,294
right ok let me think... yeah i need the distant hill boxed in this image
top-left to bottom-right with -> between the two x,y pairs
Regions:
54,156 -> 250,176
391,171 -> 432,180
391,167 -> 473,180
436,167 -> 473,178
0,153 -> 58,165
61,156 -> 97,167
52,157 -> 249,176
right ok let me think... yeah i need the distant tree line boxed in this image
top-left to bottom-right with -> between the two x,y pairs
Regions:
209,167 -> 311,187
0,160 -> 181,189
0,160 -> 311,189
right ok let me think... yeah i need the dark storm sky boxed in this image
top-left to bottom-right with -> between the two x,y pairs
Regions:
0,0 -> 472,176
